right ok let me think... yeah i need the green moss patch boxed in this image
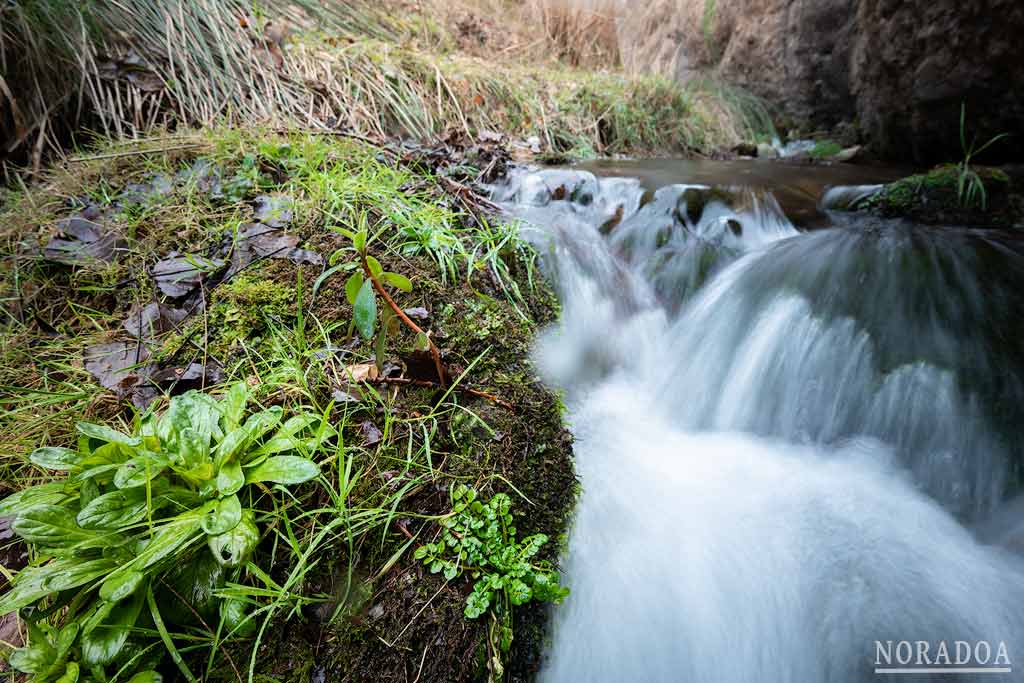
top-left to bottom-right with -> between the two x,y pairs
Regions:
860,164 -> 1021,226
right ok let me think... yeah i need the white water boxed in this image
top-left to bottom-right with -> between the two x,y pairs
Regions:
493,169 -> 1024,682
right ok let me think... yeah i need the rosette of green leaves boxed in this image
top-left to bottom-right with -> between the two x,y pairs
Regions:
414,485 -> 569,623
0,383 -> 332,680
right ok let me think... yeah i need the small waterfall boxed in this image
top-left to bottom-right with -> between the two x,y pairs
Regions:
493,167 -> 1024,682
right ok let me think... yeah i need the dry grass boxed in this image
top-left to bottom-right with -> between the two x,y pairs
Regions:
519,0 -> 621,67
1,0 -> 772,169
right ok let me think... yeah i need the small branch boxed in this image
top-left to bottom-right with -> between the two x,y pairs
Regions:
360,254 -> 447,388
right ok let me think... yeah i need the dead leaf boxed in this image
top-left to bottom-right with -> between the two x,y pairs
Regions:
148,361 -> 224,391
342,362 -> 379,383
401,348 -> 446,384
226,223 -> 322,278
331,389 -> 360,403
84,341 -> 155,392
121,173 -> 175,204
360,420 -> 382,447
122,302 -> 189,341
152,253 -> 225,297
252,194 -> 294,228
43,216 -> 126,265
403,307 -> 430,321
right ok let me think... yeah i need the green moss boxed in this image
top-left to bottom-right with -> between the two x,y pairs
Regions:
809,139 -> 843,159
863,164 -> 1016,225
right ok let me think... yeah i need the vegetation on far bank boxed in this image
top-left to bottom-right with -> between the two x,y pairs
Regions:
0,128 -> 576,682
1,0 -> 773,176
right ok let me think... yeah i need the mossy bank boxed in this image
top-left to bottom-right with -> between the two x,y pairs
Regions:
0,129 -> 576,682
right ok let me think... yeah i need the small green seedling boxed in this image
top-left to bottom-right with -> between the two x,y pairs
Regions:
415,484 -> 568,625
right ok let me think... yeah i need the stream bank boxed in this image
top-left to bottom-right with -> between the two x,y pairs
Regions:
0,129 -> 575,682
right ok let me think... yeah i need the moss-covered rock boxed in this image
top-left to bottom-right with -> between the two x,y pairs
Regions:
859,164 -> 1022,226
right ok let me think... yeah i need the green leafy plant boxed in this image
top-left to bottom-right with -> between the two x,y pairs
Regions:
415,484 -> 568,622
0,383 -> 332,681
332,214 -> 446,383
957,104 -> 1009,210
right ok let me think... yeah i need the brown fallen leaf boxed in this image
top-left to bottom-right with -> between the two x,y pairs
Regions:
360,420 -> 382,447
84,341 -> 155,392
252,194 -> 294,228
342,362 -> 379,383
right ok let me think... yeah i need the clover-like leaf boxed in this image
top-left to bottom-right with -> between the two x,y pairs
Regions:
507,578 -> 532,606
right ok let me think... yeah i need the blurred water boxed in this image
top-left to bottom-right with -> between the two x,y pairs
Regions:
493,166 -> 1024,682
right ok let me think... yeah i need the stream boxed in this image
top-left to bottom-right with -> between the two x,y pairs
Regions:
492,161 -> 1024,682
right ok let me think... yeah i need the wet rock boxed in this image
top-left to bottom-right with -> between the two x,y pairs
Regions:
857,166 -> 1020,226
827,145 -> 863,163
43,216 -> 126,265
732,142 -> 758,157
617,0 -> 1024,163
678,187 -> 739,225
821,184 -> 885,211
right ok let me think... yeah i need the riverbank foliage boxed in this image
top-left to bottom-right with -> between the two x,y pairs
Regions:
1,0 -> 770,174
0,129 -> 576,681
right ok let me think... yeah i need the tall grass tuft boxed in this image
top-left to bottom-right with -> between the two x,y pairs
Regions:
521,0 -> 621,68
1,0 -> 397,156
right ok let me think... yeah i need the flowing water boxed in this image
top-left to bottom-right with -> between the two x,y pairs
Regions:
492,163 -> 1024,682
